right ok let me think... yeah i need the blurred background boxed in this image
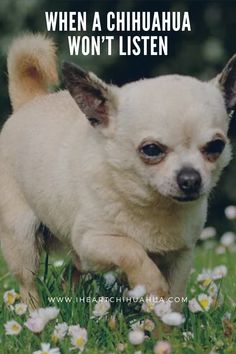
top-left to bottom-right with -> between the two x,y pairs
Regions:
0,0 -> 236,234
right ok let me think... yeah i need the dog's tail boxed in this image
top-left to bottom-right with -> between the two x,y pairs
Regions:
7,33 -> 58,111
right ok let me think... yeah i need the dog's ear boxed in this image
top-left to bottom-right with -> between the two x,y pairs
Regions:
62,62 -> 117,132
215,55 -> 236,113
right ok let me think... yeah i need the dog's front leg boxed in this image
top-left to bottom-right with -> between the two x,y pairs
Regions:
167,249 -> 193,311
72,233 -> 169,297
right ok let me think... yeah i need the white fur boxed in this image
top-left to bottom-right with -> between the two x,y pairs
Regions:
0,34 -> 232,309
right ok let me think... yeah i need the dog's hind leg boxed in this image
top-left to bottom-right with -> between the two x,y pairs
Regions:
0,175 -> 41,309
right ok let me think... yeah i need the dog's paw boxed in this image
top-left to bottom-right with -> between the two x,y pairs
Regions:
128,257 -> 169,300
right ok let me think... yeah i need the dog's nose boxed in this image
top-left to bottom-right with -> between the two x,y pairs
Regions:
177,167 -> 201,194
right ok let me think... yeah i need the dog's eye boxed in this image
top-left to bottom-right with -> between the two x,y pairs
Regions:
139,142 -> 167,164
142,144 -> 163,156
201,139 -> 226,162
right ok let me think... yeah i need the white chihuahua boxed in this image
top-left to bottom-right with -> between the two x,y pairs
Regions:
0,34 -> 234,308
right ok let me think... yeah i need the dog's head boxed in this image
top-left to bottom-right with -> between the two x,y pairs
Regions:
62,57 -> 236,206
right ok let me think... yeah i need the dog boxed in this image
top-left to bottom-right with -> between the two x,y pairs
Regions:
0,33 -> 234,309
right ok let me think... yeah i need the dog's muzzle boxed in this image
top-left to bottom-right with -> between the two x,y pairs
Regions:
175,167 -> 202,202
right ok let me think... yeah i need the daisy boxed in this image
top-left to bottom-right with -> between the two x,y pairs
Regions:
143,319 -> 155,332
15,302 -> 27,316
198,294 -> 213,311
25,316 -> 47,333
154,300 -> 172,318
212,265 -> 228,279
207,282 -> 218,298
161,312 -> 185,326
68,324 -> 82,337
92,297 -> 111,318
116,343 -> 127,352
31,307 -> 60,321
52,322 -> 68,342
200,227 -> 216,240
103,271 -> 116,286
225,205 -> 236,220
33,342 -> 60,354
220,232 -> 236,247
3,289 -> 19,306
25,307 -> 60,333
70,327 -> 88,352
197,269 -> 213,285
188,298 -> 202,313
183,331 -> 194,340
141,295 -> 157,313
154,340 -> 171,354
128,284 -> 146,298
130,320 -> 144,331
128,329 -> 145,345
215,245 -> 226,255
4,320 -> 22,335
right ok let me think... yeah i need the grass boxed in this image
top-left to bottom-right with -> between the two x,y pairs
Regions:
0,239 -> 236,354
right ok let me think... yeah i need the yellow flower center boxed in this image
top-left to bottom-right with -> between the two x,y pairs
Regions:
202,278 -> 212,287
12,324 -> 19,332
51,334 -> 58,342
199,298 -> 209,310
41,351 -> 49,354
7,293 -> 15,305
76,337 -> 85,347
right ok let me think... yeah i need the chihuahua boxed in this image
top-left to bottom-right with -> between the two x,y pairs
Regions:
0,34 -> 234,308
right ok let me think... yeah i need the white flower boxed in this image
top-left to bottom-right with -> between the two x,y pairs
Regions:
92,297 -> 111,318
130,318 -> 155,332
52,322 -> 68,341
3,289 -> 19,306
131,320 -> 144,331
222,312 -> 231,320
161,312 -> 185,326
116,343 -> 127,352
31,307 -> 60,321
15,303 -> 27,316
4,320 -> 22,335
197,269 -> 213,285
33,342 -> 60,354
41,307 -> 60,321
143,319 -> 155,332
104,272 -> 116,286
198,293 -> 213,311
68,324 -> 82,337
154,300 -> 172,318
220,232 -> 236,247
128,284 -> 146,298
212,265 -> 228,279
25,316 -> 47,333
188,298 -> 202,313
53,260 -> 64,267
225,206 -> 236,220
70,327 -> 88,352
154,341 -> 171,354
141,294 -> 157,313
200,227 -> 216,240
215,245 -> 226,255
207,282 -> 218,298
128,329 -> 145,345
183,331 -> 194,341
25,307 -> 59,333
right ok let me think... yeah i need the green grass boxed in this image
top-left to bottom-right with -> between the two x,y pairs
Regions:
0,241 -> 236,354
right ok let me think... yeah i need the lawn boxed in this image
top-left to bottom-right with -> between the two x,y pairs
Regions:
0,225 -> 236,354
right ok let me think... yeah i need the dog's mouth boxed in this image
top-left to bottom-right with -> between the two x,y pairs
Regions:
172,193 -> 201,202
